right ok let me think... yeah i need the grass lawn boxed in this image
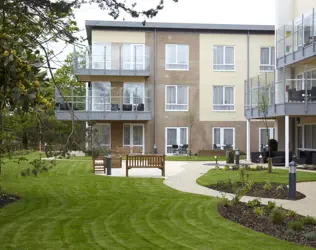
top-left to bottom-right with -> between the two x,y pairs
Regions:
0,158 -> 311,249
197,168 -> 316,187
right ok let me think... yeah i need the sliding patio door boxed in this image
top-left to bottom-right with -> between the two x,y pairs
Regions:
91,82 -> 111,111
122,44 -> 145,70
123,124 -> 144,153
259,128 -> 275,151
165,127 -> 188,154
91,43 -> 111,69
123,82 -> 145,107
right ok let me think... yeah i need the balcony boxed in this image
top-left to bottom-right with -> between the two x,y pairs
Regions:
73,43 -> 151,79
55,87 -> 152,121
245,73 -> 316,119
277,8 -> 316,68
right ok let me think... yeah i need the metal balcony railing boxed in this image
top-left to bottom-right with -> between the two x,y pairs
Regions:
245,77 -> 316,111
276,7 -> 316,60
73,43 -> 151,75
56,96 -> 152,113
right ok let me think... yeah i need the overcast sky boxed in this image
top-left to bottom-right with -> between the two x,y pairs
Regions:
51,0 -> 275,67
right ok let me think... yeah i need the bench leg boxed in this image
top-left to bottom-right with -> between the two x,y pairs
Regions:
126,167 -> 128,177
161,167 -> 165,177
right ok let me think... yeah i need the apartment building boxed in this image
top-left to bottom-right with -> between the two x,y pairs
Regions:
245,0 -> 316,166
56,21 -> 274,155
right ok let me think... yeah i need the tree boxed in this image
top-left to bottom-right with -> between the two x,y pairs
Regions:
258,83 -> 273,173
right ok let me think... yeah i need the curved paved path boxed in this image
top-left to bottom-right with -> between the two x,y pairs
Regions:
164,162 -> 316,217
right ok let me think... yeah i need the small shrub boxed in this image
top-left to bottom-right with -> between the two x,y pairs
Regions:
267,201 -> 276,210
215,165 -> 220,170
239,168 -> 249,185
287,210 -> 297,217
288,221 -> 304,231
216,180 -> 229,190
231,195 -> 241,205
218,197 -> 230,207
223,165 -> 229,171
243,181 -> 254,193
232,165 -> 240,171
253,207 -> 265,216
244,164 -> 251,171
270,208 -> 286,224
263,182 -> 272,191
305,231 -> 316,241
276,185 -> 285,192
256,165 -> 264,171
301,216 -> 316,225
247,199 -> 261,208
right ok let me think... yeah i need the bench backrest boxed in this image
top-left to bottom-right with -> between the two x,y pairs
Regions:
126,154 -> 165,168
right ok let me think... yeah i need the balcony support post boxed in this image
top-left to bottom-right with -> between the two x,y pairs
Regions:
284,24 -> 286,64
302,14 -> 304,57
246,119 -> 251,162
285,115 -> 290,168
258,75 -> 260,116
292,20 -> 295,61
313,8 -> 315,53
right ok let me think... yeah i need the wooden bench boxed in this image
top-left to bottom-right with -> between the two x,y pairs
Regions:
126,154 -> 165,177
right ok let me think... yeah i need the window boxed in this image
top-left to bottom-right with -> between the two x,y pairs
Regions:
260,47 -> 275,72
91,82 -> 111,111
297,124 -> 316,150
213,128 -> 235,150
259,128 -> 275,151
213,86 -> 234,111
122,44 -> 145,70
91,43 -> 111,69
123,82 -> 144,106
165,127 -> 188,154
165,44 -> 189,70
123,124 -> 144,153
165,85 -> 188,111
213,45 -> 235,71
94,124 -> 111,149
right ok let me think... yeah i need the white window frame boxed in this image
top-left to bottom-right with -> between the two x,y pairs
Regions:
212,127 -> 235,150
123,123 -> 145,154
212,86 -> 235,112
165,127 -> 189,155
165,85 -> 189,111
122,43 -> 145,70
260,46 -> 275,72
258,127 -> 275,151
165,44 -> 189,71
213,45 -> 235,72
297,123 -> 316,152
91,82 -> 111,111
91,42 -> 111,70
94,123 -> 111,148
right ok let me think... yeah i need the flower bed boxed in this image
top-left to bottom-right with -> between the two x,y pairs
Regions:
218,201 -> 316,248
0,193 -> 19,208
208,182 -> 306,200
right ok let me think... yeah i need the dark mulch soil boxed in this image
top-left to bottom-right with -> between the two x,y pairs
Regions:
297,167 -> 316,172
0,193 -> 19,208
218,203 -> 316,248
207,182 -> 306,200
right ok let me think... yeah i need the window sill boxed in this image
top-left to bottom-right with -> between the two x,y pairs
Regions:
165,68 -> 189,71
165,109 -> 189,112
213,70 -> 236,72
212,110 -> 236,112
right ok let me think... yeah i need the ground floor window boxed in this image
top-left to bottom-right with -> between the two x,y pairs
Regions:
298,124 -> 316,150
165,127 -> 188,154
259,128 -> 275,151
212,127 -> 235,150
93,124 -> 111,149
123,124 -> 144,153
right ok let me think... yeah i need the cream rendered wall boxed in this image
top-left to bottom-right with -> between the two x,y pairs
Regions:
199,33 -> 247,122
249,34 -> 275,77
199,33 -> 274,122
91,30 -> 145,44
